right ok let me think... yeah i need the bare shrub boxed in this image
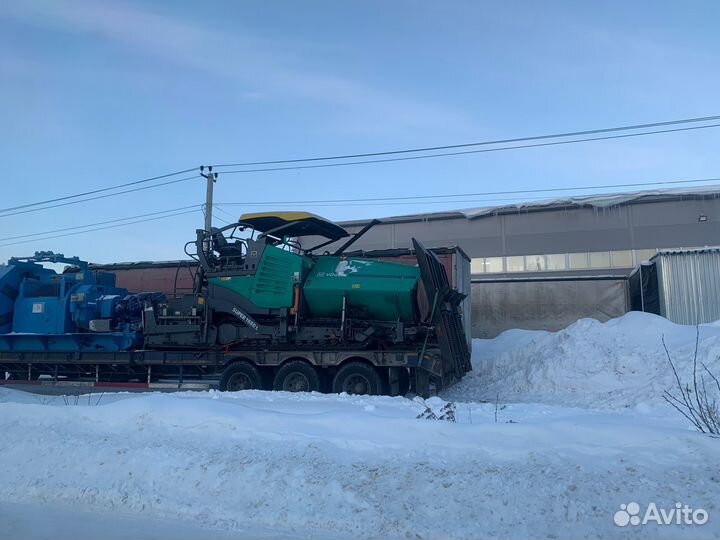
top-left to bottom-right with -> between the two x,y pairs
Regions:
662,328 -> 720,435
416,400 -> 457,422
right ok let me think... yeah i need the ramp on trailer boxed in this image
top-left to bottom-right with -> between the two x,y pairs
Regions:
413,239 -> 471,394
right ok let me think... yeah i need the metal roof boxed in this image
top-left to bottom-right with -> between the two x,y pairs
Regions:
654,246 -> 720,256
339,185 -> 720,226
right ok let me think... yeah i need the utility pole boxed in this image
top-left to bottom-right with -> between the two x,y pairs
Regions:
200,165 -> 217,233
200,165 -> 217,253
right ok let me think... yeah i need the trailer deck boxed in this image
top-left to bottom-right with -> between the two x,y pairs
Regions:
0,347 -> 433,394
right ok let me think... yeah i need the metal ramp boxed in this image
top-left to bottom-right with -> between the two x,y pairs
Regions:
413,239 -> 471,393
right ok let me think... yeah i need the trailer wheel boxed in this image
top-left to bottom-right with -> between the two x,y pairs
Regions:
220,362 -> 263,392
273,360 -> 321,393
332,362 -> 385,395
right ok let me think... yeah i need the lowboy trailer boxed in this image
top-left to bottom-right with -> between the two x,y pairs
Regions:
0,212 -> 471,397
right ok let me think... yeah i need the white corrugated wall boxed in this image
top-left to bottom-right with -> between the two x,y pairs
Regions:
657,250 -> 720,324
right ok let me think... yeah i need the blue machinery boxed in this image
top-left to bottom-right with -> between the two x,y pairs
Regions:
0,251 -> 157,352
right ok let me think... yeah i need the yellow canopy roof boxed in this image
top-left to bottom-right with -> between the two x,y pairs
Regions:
238,211 -> 349,241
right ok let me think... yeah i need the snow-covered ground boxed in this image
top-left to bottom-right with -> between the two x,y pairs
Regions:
0,502 -> 243,540
1,312 -> 719,539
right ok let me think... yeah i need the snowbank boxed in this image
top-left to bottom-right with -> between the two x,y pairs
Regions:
1,388 -> 719,539
442,312 -> 720,408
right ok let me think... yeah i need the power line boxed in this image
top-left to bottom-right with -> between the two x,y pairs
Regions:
213,123 -> 720,176
201,204 -> 232,226
5,178 -> 719,245
212,205 -> 236,224
0,208 -> 202,248
212,114 -> 720,168
0,205 -> 202,242
215,175 -> 720,207
212,214 -> 233,225
0,167 -> 198,214
5,115 -> 720,221
0,174 -> 200,219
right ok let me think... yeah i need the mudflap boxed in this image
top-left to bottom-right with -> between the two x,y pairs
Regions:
413,239 -> 471,394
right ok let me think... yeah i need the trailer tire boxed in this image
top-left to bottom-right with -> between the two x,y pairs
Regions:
332,361 -> 385,396
219,362 -> 263,392
273,360 -> 321,393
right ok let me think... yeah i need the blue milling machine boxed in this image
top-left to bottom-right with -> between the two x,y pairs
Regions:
0,251 -> 161,353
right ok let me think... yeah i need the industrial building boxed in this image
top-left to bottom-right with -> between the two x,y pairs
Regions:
327,187 -> 720,336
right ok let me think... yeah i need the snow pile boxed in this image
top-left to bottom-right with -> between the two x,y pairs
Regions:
442,311 -> 720,408
1,388 -> 719,539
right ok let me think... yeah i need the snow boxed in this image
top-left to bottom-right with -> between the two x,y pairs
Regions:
442,311 -> 720,408
458,185 -> 720,219
0,501 -> 244,540
1,312 -> 719,539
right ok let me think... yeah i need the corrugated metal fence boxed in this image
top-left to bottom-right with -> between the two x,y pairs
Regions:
655,249 -> 720,325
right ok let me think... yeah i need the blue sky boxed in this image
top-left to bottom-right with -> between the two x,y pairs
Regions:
1,0 -> 719,262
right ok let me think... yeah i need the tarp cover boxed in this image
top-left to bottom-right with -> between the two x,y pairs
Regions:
471,278 -> 629,338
